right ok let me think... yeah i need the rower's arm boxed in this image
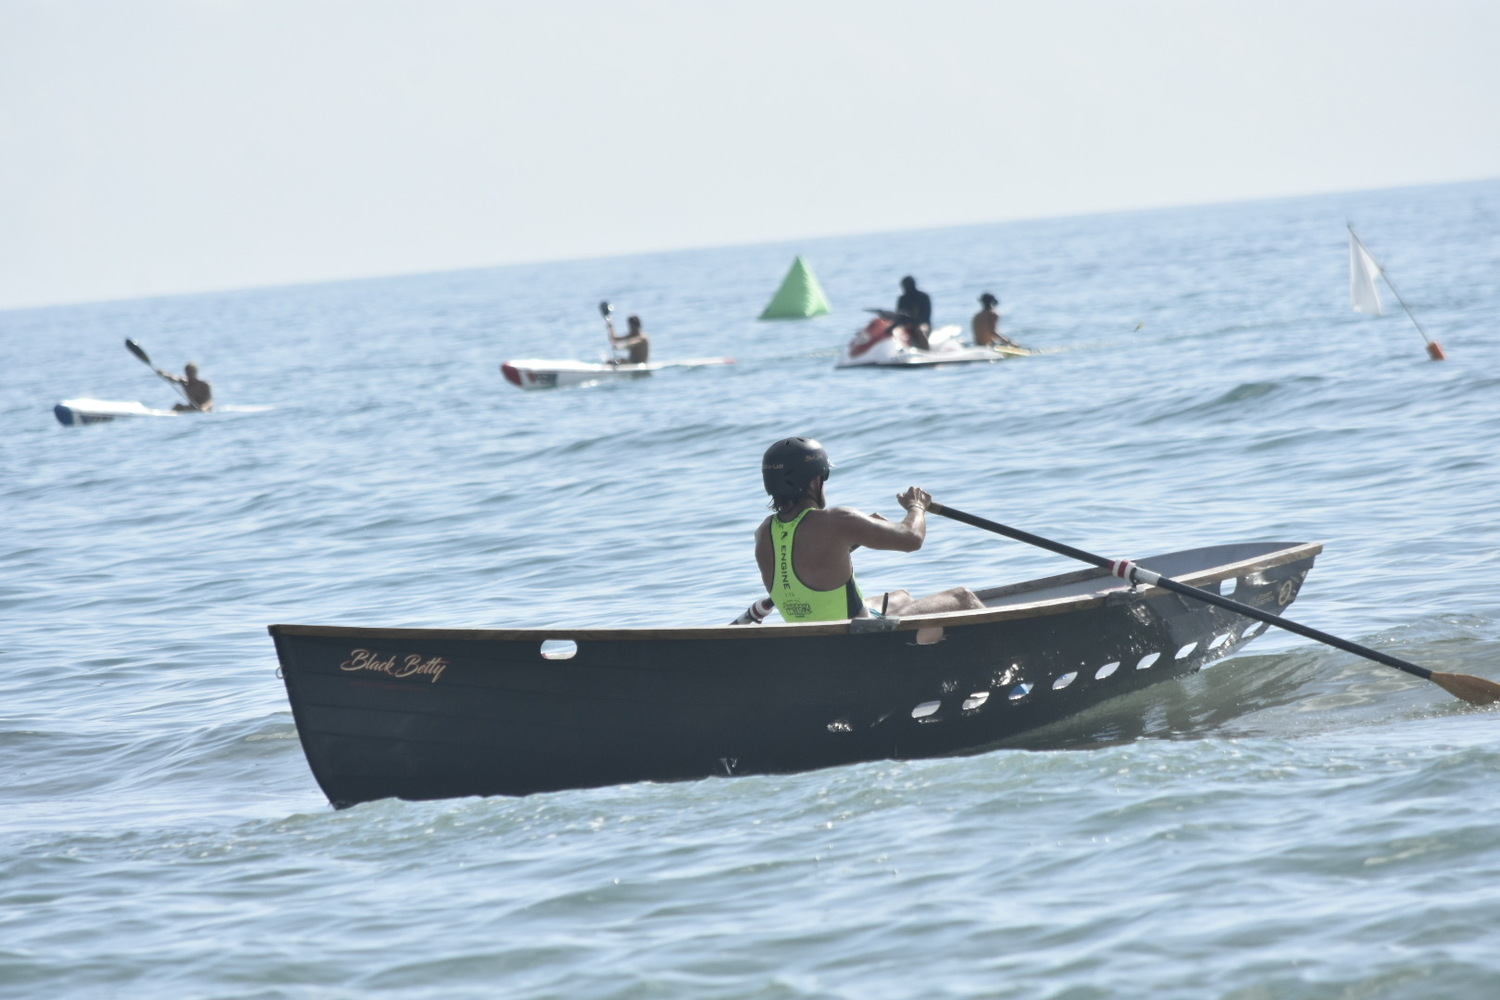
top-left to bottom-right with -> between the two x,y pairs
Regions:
830,503 -> 926,553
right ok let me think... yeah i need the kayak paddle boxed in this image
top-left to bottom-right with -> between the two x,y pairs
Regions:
928,501 -> 1500,707
125,339 -> 190,403
599,300 -> 618,363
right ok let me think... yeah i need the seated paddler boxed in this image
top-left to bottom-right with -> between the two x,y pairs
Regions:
743,437 -> 984,624
159,361 -> 214,412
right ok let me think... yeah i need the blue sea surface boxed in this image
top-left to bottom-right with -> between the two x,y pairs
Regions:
3,179 -> 1499,999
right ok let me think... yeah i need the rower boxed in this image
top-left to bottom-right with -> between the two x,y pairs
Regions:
747,437 -> 983,623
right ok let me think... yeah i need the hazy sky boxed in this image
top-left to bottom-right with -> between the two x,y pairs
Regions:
3,0 -> 1497,311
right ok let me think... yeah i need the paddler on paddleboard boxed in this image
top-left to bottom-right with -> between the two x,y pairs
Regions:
745,437 -> 983,624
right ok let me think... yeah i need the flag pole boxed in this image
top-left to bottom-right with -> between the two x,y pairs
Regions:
1348,225 -> 1446,361
1376,265 -> 1446,361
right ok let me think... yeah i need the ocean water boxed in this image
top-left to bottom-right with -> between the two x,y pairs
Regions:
3,179 -> 1499,999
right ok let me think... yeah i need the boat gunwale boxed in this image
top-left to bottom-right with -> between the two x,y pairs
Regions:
268,541 -> 1322,645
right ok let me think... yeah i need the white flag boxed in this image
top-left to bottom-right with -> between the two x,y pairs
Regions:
1349,232 -> 1384,316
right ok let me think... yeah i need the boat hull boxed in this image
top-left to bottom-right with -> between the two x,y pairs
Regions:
836,318 -> 1033,368
500,357 -> 735,390
271,541 -> 1321,806
54,398 -> 179,425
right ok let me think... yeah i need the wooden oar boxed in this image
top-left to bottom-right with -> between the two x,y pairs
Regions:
928,501 -> 1500,706
124,339 -> 190,402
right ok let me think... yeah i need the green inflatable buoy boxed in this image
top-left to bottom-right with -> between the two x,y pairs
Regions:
758,256 -> 832,320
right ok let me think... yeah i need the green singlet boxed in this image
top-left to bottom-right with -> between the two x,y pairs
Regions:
770,508 -> 866,622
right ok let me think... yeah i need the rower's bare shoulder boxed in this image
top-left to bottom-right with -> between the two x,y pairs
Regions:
823,505 -> 871,520
824,505 -> 895,537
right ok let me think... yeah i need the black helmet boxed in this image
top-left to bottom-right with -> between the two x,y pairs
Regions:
762,437 -> 832,498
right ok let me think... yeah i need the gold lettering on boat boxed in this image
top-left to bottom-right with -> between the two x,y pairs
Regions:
340,648 -> 450,684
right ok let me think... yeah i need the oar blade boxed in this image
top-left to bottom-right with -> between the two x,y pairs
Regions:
1428,671 -> 1500,707
125,339 -> 152,366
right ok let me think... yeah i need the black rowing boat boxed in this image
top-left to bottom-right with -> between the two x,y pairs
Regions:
270,540 -> 1321,807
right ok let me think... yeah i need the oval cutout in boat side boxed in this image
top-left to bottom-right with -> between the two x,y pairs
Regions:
1052,671 -> 1078,690
540,639 -> 578,660
1136,651 -> 1161,670
911,700 -> 941,719
1095,661 -> 1120,680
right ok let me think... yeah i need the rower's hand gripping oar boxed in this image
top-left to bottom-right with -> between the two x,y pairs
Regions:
124,339 -> 190,403
928,501 -> 1500,707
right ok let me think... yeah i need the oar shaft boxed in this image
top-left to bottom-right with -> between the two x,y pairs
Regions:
927,502 -> 1435,682
929,502 -> 1103,568
1135,562 -> 1433,681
